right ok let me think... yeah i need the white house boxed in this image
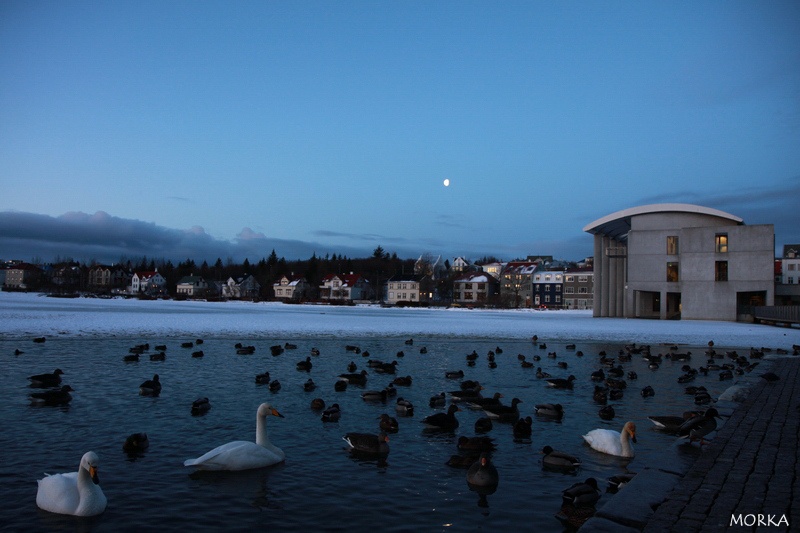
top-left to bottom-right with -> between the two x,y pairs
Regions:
130,270 -> 167,295
319,273 -> 372,302
273,274 -> 311,301
385,276 -> 421,305
176,275 -> 209,298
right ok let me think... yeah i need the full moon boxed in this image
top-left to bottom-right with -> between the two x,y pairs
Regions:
443,179 -> 450,187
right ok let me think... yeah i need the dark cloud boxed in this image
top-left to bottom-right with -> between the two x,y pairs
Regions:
0,211 -> 371,263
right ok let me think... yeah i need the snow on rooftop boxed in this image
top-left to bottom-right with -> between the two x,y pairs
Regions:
1,292 -> 798,350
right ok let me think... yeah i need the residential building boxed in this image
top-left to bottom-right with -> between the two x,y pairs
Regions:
319,273 -> 372,302
499,261 -> 537,308
385,275 -> 423,305
272,274 -> 310,301
563,267 -> 594,310
452,272 -> 499,305
88,265 -> 131,292
451,257 -> 471,273
176,275 -> 210,298
130,270 -> 167,296
3,262 -> 43,290
584,203 -> 774,321
776,244 -> 800,305
532,270 -> 565,309
480,262 -> 506,280
220,274 -> 262,299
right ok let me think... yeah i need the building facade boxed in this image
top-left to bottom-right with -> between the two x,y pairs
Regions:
563,268 -> 594,310
584,203 -> 774,321
499,261 -> 537,308
385,275 -> 422,305
272,275 -> 310,301
452,272 -> 499,305
532,270 -> 565,309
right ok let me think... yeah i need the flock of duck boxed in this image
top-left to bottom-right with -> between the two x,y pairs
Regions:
21,334 -> 790,520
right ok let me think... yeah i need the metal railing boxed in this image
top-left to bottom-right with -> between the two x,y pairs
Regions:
750,306 -> 800,325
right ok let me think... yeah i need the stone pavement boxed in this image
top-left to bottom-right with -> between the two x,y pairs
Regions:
582,357 -> 800,532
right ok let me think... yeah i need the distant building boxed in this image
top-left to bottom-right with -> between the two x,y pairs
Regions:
222,274 -> 262,299
130,270 -> 167,296
563,267 -> 594,310
88,265 -> 131,292
776,244 -> 800,305
3,262 -> 43,290
176,275 -> 210,298
532,270 -> 565,309
584,203 -> 774,321
272,274 -> 310,301
499,261 -> 538,308
385,275 -> 423,305
319,273 -> 372,302
480,262 -> 506,280
452,272 -> 499,305
451,257 -> 471,273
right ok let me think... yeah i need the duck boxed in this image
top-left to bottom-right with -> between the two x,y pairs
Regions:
268,379 -> 281,392
457,436 -> 496,452
30,385 -> 74,406
648,411 -> 701,434
28,368 -> 64,387
678,408 -> 721,445
607,472 -> 637,493
641,385 -> 655,398
513,416 -> 533,439
446,454 -> 480,469
139,374 -> 161,396
303,379 -> 317,392
379,413 -> 399,433
545,375 -> 576,389
191,397 -> 211,416
150,352 -> 166,361
445,370 -> 465,379
122,433 -> 150,454
483,398 -> 522,422
466,453 -> 498,488
338,370 -> 368,385
536,367 -> 552,379
474,417 -> 493,433
347,361 -> 357,372
598,405 -> 615,420
561,478 -> 600,507
428,392 -> 446,407
395,397 -> 414,416
361,389 -> 388,402
321,403 -> 341,422
334,380 -> 348,392
296,357 -> 312,371
36,451 -> 107,516
422,404 -> 460,429
123,353 -> 140,362
582,421 -> 637,458
542,446 -> 581,470
465,392 -> 504,410
392,375 -> 413,386
255,370 -> 271,385
534,403 -> 564,420
343,432 -> 390,456
184,403 -> 285,470
310,398 -> 326,410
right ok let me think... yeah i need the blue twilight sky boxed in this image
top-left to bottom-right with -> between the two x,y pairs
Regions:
1,1 -> 799,264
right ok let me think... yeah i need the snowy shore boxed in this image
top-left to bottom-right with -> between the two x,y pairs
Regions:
1,291 -> 798,349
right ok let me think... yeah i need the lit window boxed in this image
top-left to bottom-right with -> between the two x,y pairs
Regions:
667,236 -> 679,255
715,234 -> 728,253
667,262 -> 679,282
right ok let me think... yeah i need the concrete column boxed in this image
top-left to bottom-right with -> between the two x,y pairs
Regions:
608,250 -> 617,317
660,290 -> 667,320
593,235 -> 603,317
600,236 -> 610,317
616,250 -> 625,317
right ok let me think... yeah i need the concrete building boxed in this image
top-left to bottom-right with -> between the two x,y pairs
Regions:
563,267 -> 594,310
584,203 -> 774,321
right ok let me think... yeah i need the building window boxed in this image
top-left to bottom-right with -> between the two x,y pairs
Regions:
715,261 -> 728,281
789,264 -> 796,271
545,285 -> 550,292
544,295 -> 550,303
667,262 -> 679,282
715,234 -> 728,253
565,287 -> 575,294
578,287 -> 588,294
667,236 -> 679,255
565,276 -> 574,282
555,295 -> 561,303
579,276 -> 588,283
788,277 -> 794,284
556,285 -> 561,292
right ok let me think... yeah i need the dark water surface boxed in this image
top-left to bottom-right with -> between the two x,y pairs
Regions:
1,334 -> 736,532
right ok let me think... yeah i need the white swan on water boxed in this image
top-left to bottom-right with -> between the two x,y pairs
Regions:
36,451 -> 107,516
184,403 -> 285,471
582,421 -> 637,458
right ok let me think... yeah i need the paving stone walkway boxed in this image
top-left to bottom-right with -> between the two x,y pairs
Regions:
641,357 -> 800,532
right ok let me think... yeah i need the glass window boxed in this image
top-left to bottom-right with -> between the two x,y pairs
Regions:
667,262 -> 679,282
715,261 -> 728,281
715,234 -> 728,253
667,236 -> 679,255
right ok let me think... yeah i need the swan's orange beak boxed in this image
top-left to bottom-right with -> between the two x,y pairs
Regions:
271,408 -> 285,418
89,465 -> 100,484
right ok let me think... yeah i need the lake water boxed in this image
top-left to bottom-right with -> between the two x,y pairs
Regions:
0,300 -> 766,532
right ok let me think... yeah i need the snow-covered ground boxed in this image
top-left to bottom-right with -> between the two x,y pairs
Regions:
1,291 -> 798,349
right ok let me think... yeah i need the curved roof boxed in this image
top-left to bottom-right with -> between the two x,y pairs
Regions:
583,203 -> 743,242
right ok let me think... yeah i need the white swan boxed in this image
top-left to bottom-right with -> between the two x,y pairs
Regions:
184,402 -> 285,471
582,421 -> 637,458
36,451 -> 107,516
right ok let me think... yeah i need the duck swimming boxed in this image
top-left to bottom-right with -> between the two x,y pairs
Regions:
343,432 -> 390,457
28,368 -> 64,387
36,451 -> 107,516
582,421 -> 637,458
467,453 -> 498,488
422,404 -> 460,429
139,374 -> 161,396
542,445 -> 581,471
30,385 -> 74,406
184,403 -> 285,471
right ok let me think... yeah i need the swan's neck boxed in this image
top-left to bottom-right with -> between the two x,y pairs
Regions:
619,429 -> 633,455
256,413 -> 270,447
